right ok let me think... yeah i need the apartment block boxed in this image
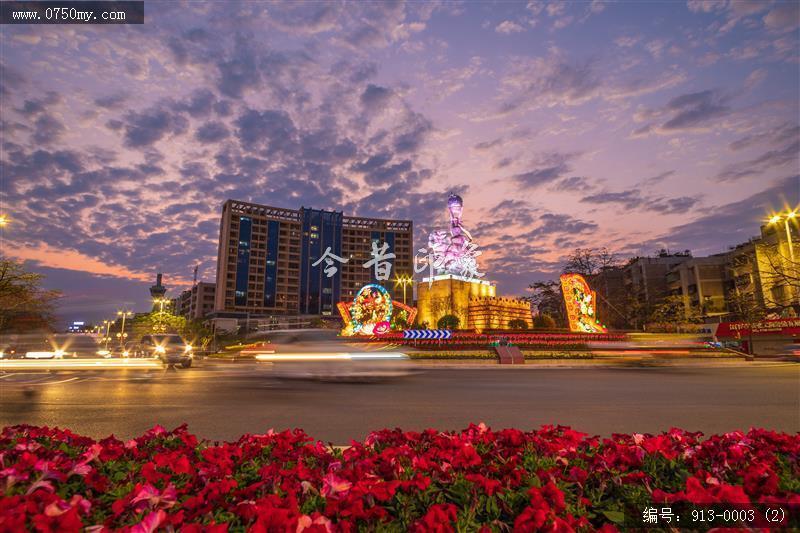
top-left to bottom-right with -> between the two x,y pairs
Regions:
214,200 -> 413,317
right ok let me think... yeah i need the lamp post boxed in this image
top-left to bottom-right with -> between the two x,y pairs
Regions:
116,310 -> 132,346
393,274 -> 413,305
769,211 -> 797,263
103,319 -> 112,351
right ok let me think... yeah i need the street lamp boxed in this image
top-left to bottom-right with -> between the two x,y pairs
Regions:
103,319 -> 112,350
767,210 -> 798,263
117,310 -> 133,347
0,214 -> 7,227
153,297 -> 170,313
393,274 -> 413,305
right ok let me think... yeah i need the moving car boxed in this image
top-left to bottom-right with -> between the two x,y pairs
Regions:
138,334 -> 194,368
0,344 -> 25,359
266,353 -> 416,383
782,341 -> 800,358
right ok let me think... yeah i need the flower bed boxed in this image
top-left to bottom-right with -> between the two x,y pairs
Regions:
1,424 -> 798,531
405,351 -> 595,360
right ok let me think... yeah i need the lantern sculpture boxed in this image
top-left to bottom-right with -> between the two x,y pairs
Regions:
338,284 -> 417,336
560,273 -> 607,333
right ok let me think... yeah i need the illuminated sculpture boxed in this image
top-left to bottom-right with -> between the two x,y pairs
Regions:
338,284 -> 418,336
424,194 -> 483,279
560,273 -> 607,333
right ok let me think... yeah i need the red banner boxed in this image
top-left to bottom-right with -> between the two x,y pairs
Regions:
715,318 -> 800,338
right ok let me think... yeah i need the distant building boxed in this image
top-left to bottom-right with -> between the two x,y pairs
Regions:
622,251 -> 693,317
590,266 -> 627,330
173,282 -> 216,320
666,255 -> 729,320
214,200 -> 413,317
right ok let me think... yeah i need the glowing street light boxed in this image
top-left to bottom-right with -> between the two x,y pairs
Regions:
393,274 -> 413,305
767,209 -> 798,263
102,319 -> 113,351
153,297 -> 170,313
0,214 -> 7,227
116,310 -> 133,346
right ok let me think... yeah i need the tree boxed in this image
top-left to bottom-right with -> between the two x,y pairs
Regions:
525,281 -> 566,327
507,318 -> 528,330
727,290 -> 765,355
437,314 -> 459,330
183,319 -> 213,350
0,259 -> 61,333
758,243 -> 800,315
562,247 -> 618,278
648,295 -> 702,329
532,314 -> 556,329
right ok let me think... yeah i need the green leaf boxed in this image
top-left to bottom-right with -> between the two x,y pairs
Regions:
602,510 -> 625,524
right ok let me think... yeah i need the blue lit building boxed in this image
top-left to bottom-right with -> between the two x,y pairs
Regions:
214,200 -> 413,317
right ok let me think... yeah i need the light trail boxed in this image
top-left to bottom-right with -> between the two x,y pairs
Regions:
254,352 -> 408,362
0,358 -> 163,370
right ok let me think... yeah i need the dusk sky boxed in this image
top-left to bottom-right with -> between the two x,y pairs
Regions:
1,0 -> 798,323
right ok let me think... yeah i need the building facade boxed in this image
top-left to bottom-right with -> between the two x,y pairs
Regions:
590,266 -> 627,329
666,255 -> 729,320
622,252 -> 693,306
214,200 -> 412,317
726,221 -> 799,315
173,282 -> 216,320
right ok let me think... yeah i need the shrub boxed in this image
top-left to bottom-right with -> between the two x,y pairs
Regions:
507,318 -> 529,330
533,313 -> 557,329
437,314 -> 460,330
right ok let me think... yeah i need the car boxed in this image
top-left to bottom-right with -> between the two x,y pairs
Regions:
782,341 -> 800,358
138,334 -> 194,368
0,345 -> 26,359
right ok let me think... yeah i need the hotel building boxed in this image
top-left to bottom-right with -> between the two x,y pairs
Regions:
214,200 -> 413,317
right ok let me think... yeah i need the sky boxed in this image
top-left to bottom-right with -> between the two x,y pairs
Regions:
1,0 -> 798,324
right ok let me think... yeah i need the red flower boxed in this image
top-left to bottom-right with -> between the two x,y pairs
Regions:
742,463 -> 779,497
413,503 -> 458,532
465,473 -> 502,495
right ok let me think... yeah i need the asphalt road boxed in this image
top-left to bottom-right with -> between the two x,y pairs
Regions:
1,362 -> 798,443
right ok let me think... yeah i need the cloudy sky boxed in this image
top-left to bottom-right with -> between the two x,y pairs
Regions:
1,0 -> 798,323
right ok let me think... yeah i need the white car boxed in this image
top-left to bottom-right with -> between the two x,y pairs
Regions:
25,349 -> 66,359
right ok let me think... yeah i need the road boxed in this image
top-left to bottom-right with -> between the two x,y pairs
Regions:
1,362 -> 798,443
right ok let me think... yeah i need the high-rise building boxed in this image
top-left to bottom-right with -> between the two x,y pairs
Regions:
214,200 -> 413,317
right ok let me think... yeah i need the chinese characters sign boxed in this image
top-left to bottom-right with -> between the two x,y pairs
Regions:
311,241 -> 396,281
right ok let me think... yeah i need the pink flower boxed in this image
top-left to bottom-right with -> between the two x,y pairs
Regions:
321,473 -> 352,497
296,514 -> 333,532
130,483 -> 178,512
131,510 -> 167,533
